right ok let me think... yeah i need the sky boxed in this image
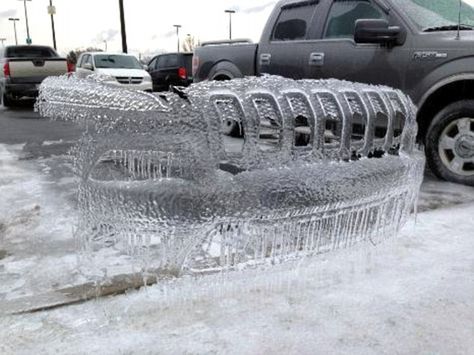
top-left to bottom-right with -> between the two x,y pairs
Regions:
1,0 -> 474,58
0,0 -> 277,57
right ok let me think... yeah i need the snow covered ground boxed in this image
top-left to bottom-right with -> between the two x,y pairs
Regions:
0,143 -> 473,354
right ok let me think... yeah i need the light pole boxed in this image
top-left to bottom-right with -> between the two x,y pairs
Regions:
8,18 -> 20,45
118,0 -> 128,53
173,24 -> 181,52
224,9 -> 236,40
18,0 -> 32,44
48,0 -> 57,50
0,38 -> 6,47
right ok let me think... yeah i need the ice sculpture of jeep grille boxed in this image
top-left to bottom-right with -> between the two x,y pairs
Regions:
37,75 -> 425,275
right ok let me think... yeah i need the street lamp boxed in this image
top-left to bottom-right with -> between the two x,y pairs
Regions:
224,9 -> 236,40
47,0 -> 57,50
18,0 -> 32,45
8,18 -> 20,45
0,38 -> 6,47
173,24 -> 181,52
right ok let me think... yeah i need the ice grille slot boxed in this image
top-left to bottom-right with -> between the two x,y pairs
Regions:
283,92 -> 316,149
343,91 -> 367,145
385,91 -> 407,140
251,95 -> 283,153
315,92 -> 342,150
366,91 -> 390,149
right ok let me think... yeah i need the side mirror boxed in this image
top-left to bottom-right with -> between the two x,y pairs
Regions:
83,62 -> 94,71
143,64 -> 149,71
354,19 -> 404,45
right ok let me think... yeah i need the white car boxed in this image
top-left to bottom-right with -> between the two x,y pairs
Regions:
75,52 -> 152,91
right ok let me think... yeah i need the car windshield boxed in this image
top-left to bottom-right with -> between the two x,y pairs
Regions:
398,0 -> 474,31
94,54 -> 142,69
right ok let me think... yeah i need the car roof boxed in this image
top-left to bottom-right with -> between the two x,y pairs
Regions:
151,52 -> 192,61
276,0 -> 319,8
93,52 -> 135,56
158,52 -> 193,56
5,45 -> 54,49
81,52 -> 136,57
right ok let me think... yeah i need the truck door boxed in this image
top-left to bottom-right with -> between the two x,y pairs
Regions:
304,0 -> 410,89
257,0 -> 325,79
258,0 -> 410,90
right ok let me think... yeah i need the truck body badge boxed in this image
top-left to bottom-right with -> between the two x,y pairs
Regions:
413,51 -> 448,60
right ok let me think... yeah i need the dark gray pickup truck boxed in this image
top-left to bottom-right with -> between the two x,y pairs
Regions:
193,0 -> 474,186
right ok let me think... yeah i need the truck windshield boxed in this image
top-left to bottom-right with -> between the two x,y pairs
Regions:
94,55 -> 142,69
399,0 -> 474,31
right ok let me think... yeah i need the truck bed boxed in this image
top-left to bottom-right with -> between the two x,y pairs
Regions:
194,41 -> 258,82
8,57 -> 68,84
1,45 -> 69,102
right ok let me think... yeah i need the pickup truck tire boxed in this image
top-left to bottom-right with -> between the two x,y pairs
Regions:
222,118 -> 242,137
1,93 -> 13,108
426,100 -> 474,186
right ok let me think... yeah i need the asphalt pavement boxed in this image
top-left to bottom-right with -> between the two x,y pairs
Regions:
0,103 -> 81,150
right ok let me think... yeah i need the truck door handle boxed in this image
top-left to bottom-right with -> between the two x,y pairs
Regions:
309,52 -> 325,66
260,53 -> 272,66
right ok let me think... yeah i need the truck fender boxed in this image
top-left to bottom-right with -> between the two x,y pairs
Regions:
208,61 -> 244,81
417,72 -> 474,109
415,67 -> 474,139
414,57 -> 474,107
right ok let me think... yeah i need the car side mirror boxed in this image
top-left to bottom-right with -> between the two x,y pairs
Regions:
83,62 -> 94,71
143,64 -> 148,71
354,19 -> 405,46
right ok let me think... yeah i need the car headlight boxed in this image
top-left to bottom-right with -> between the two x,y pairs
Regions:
143,76 -> 152,82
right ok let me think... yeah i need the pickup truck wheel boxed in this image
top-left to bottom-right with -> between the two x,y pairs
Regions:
2,93 -> 13,108
426,100 -> 474,186
221,119 -> 242,137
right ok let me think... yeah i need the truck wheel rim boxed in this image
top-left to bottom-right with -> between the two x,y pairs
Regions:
438,117 -> 474,177
222,119 -> 235,134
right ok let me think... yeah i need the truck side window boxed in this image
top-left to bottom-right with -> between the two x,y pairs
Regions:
324,0 -> 385,39
157,55 -> 178,68
272,1 -> 319,41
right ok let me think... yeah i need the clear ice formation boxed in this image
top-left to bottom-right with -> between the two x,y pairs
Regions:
37,74 -> 425,275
